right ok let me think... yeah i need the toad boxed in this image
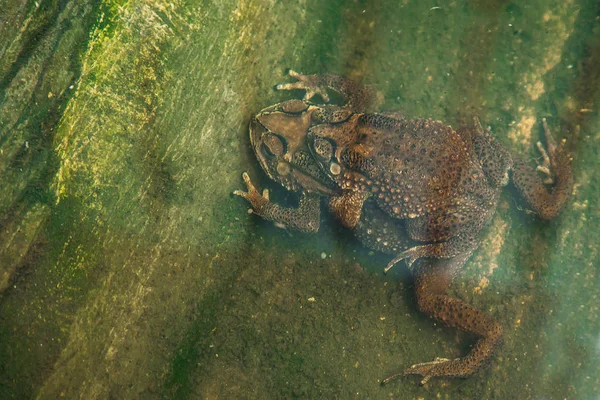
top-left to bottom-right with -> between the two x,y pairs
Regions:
235,70 -> 573,384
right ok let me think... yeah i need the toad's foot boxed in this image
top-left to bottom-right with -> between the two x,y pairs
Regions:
382,358 -> 451,386
276,69 -> 331,103
403,358 -> 458,385
276,69 -> 379,112
383,235 -> 477,273
512,118 -> 573,220
234,172 -> 321,233
535,118 -> 569,185
233,172 -> 271,214
383,318 -> 503,385
384,246 -> 424,273
382,257 -> 504,386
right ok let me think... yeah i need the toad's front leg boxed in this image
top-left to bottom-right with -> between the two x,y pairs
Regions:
276,69 -> 381,112
511,119 -> 573,220
234,172 -> 321,233
383,256 -> 504,385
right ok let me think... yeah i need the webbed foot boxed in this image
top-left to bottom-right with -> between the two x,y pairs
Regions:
383,245 -> 425,273
382,357 -> 453,385
402,357 -> 454,385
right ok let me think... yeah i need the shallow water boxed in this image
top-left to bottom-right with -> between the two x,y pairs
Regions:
0,1 -> 598,398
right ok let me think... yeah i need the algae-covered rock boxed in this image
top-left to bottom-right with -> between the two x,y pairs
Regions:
0,0 -> 598,399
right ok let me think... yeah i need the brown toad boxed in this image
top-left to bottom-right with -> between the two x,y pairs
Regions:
235,70 -> 573,384
235,71 -> 414,254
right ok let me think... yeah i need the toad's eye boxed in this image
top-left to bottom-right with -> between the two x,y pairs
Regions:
261,134 -> 286,158
312,137 -> 335,162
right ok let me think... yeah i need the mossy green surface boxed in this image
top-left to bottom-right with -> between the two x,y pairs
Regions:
0,0 -> 598,398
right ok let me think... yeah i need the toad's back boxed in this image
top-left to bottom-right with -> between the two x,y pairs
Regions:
341,114 -> 486,219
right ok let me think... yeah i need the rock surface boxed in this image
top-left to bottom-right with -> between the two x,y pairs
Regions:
0,1 -> 598,399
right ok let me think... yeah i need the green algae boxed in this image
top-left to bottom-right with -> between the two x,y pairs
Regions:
0,0 -> 598,399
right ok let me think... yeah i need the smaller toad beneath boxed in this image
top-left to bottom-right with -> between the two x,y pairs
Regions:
235,70 -> 573,384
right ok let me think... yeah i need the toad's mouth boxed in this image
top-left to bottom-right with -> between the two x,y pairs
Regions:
271,151 -> 339,196
289,167 -> 339,196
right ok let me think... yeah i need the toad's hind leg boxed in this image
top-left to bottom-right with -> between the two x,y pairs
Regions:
384,255 -> 503,385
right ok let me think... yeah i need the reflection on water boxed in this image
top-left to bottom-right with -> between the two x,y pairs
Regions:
0,0 -> 598,399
